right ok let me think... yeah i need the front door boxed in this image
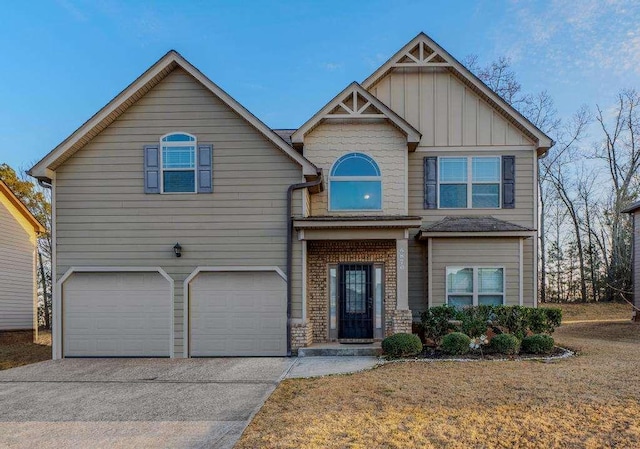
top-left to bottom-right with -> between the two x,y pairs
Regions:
338,264 -> 374,339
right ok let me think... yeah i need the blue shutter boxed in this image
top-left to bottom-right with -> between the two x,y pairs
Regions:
502,155 -> 515,209
197,144 -> 213,193
424,157 -> 437,209
144,145 -> 160,194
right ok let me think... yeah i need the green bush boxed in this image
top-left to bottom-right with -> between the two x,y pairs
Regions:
382,333 -> 423,358
492,306 -> 530,340
543,308 -> 562,333
489,334 -> 520,355
521,334 -> 555,354
528,308 -> 562,334
420,305 -> 458,345
455,305 -> 494,337
440,332 -> 471,355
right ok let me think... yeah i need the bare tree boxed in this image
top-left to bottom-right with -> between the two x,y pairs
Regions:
594,89 -> 640,301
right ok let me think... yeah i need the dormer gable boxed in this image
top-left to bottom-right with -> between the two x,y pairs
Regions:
291,82 -> 421,151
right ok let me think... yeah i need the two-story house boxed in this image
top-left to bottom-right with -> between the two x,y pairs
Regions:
29,33 -> 552,359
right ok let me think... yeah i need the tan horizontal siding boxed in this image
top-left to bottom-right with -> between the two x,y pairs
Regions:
0,201 -> 36,330
55,68 -> 304,356
430,238 -> 521,307
408,148 -> 536,228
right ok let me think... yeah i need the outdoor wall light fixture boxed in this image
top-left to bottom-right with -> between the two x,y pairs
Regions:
173,242 -> 182,257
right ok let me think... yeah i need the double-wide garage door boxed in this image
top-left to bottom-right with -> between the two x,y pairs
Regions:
61,269 -> 286,357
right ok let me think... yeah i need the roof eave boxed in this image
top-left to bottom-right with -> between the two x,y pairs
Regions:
30,50 -> 319,178
0,181 -> 46,234
417,230 -> 536,239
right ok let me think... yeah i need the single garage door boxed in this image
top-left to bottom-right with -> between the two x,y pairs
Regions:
63,272 -> 172,357
189,270 -> 286,356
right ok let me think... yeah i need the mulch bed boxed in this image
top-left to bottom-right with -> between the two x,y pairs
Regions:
387,345 -> 571,361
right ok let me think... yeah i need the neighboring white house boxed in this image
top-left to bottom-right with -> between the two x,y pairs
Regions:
0,180 -> 45,340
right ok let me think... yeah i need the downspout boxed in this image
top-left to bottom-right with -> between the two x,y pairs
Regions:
286,170 -> 323,356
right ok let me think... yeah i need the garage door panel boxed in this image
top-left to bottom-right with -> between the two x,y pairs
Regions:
189,271 -> 286,356
63,272 -> 172,357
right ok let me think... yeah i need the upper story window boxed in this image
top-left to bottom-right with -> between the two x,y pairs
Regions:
329,153 -> 382,211
161,133 -> 197,193
439,156 -> 501,208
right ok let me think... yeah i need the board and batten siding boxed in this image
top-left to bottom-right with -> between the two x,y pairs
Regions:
304,121 -> 407,216
369,68 -> 534,148
429,238 -> 523,307
54,68 -> 305,356
0,200 -> 36,331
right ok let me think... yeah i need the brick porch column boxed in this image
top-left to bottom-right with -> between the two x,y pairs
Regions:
393,238 -> 412,334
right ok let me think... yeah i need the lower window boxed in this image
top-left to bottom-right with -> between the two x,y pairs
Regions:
446,266 -> 504,308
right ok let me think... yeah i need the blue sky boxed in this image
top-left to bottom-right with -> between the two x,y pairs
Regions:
1,0 -> 638,173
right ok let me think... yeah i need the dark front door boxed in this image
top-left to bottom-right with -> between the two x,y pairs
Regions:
338,264 -> 373,339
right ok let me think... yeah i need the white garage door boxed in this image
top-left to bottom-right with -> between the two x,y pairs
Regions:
63,272 -> 172,357
189,271 -> 286,356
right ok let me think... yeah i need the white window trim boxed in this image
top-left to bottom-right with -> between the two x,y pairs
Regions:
437,156 -> 502,209
328,153 -> 383,212
160,132 -> 198,194
445,266 -> 506,307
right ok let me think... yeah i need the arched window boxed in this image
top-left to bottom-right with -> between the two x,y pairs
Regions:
160,132 -> 197,193
329,153 -> 382,210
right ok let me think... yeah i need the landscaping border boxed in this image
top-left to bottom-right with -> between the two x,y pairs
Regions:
382,346 -> 575,364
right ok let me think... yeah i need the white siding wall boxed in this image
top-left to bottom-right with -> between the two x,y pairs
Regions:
0,201 -> 36,330
303,121 -> 407,216
54,68 -> 304,356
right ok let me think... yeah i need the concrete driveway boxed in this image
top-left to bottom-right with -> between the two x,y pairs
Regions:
0,357 -> 295,449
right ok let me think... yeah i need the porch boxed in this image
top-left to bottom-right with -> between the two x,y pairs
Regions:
292,216 -> 422,352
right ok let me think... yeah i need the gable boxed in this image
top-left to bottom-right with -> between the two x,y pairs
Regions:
0,182 -> 44,241
29,51 -> 318,181
370,69 -> 534,147
57,67 -> 305,182
291,82 -> 421,151
362,33 -> 553,153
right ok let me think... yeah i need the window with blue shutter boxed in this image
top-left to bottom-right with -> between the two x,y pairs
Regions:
144,133 -> 213,194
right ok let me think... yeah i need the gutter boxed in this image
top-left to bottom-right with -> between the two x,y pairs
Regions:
37,179 -> 52,190
286,171 -> 323,356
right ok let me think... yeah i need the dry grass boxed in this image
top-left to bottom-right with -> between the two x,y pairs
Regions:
540,301 -> 633,322
238,304 -> 640,449
0,331 -> 51,371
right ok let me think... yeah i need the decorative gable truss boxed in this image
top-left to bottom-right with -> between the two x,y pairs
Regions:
327,90 -> 386,118
291,82 -> 421,151
393,40 -> 449,67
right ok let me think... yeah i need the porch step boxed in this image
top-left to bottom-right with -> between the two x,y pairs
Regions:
298,342 -> 383,357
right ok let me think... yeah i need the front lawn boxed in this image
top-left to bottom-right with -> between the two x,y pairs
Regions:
0,331 -> 51,371
238,304 -> 640,448
540,300 -> 632,322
